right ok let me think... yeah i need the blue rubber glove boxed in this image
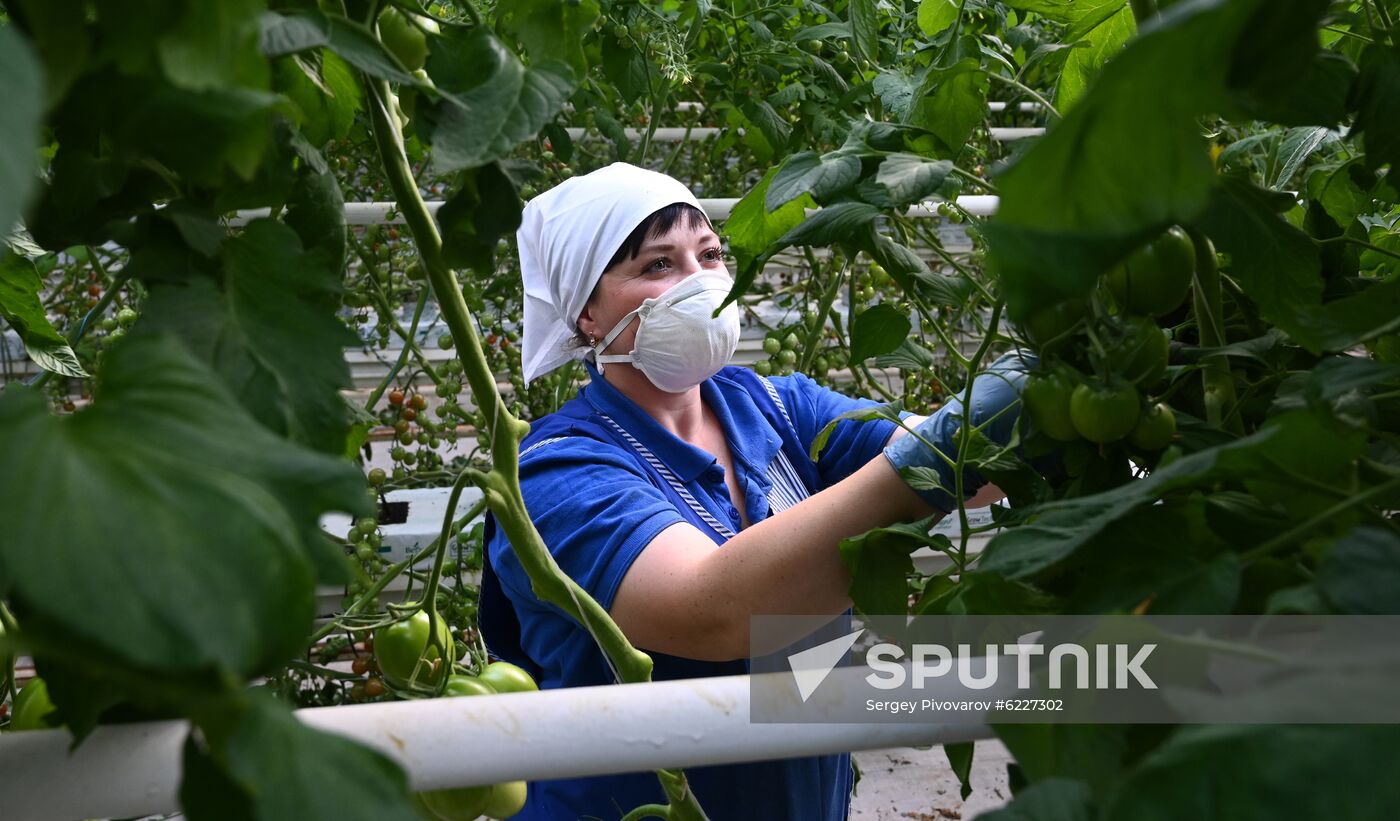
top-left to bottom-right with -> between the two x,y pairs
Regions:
883,349 -> 1038,512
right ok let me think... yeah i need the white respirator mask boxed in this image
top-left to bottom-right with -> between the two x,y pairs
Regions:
593,270 -> 741,393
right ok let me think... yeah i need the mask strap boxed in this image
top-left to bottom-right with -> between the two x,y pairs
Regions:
593,304 -> 647,372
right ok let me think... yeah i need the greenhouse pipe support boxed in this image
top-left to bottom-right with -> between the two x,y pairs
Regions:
0,670 -> 993,821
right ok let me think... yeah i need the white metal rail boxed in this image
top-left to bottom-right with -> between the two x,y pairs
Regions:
231,195 -> 1001,226
562,126 -> 1043,142
0,669 -> 994,821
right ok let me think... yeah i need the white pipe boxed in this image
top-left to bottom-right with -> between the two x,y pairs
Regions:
987,101 -> 1041,113
989,127 -> 1044,141
0,670 -> 992,821
230,196 -> 1000,226
558,127 -> 1040,143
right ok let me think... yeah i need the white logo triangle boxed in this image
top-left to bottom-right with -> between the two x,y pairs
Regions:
787,627 -> 865,702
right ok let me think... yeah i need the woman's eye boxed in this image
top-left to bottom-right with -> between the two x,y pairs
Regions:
645,257 -> 670,273
703,248 -> 724,262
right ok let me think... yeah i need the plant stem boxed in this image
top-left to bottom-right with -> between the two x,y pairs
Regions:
1186,227 -> 1243,435
1320,235 -> 1400,264
798,247 -> 845,373
980,70 -> 1060,120
1242,477 -> 1400,562
365,65 -> 680,765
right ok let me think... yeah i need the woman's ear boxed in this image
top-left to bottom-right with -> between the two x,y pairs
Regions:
576,300 -> 599,344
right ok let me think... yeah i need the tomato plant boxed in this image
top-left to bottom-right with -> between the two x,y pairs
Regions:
2,0 -> 1398,819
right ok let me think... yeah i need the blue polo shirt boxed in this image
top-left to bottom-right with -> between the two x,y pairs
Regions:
481,364 -> 900,821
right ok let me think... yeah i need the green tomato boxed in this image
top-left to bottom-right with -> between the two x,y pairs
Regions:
443,674 -> 496,698
762,337 -> 782,356
1129,402 -> 1177,450
406,262 -> 428,282
374,611 -> 456,689
368,468 -> 388,486
1021,299 -> 1087,352
116,308 -> 138,328
417,785 -> 492,821
1069,383 -> 1141,444
782,332 -> 800,351
477,661 -> 537,694
1022,371 -> 1080,442
1104,317 -> 1169,388
482,780 -> 528,819
1105,226 -> 1195,317
801,39 -> 824,53
753,360 -> 773,377
777,349 -> 797,367
379,7 -> 434,72
11,677 -> 58,731
438,334 -> 455,350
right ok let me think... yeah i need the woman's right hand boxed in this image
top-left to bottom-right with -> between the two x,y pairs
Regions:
882,350 -> 1038,512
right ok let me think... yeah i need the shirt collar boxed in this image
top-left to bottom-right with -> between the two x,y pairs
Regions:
579,364 -> 783,484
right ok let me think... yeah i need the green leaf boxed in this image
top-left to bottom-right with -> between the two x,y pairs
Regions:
1270,127 -> 1330,191
1316,527 -> 1400,614
979,410 -> 1356,579
944,741 -> 976,801
437,161 -> 524,271
140,219 -> 360,455
1057,6 -> 1135,112
742,100 -> 793,155
0,253 -> 87,378
8,0 -> 90,105
993,724 -> 1129,799
1236,51 -> 1356,126
907,57 -> 989,158
975,777 -> 1095,821
985,0 -> 1330,322
722,167 -> 815,299
600,34 -> 650,105
1002,1 -> 1128,41
918,0 -> 961,37
850,303 -> 913,363
1351,42 -> 1400,174
158,0 -> 268,92
283,152 -> 348,271
0,25 -> 44,238
773,202 -> 881,249
497,0 -> 600,81
873,154 -> 953,206
873,70 -> 916,120
258,10 -> 420,87
0,335 -> 368,683
421,29 -> 575,173
766,151 -> 862,211
1102,725 -> 1400,821
1200,177 -> 1400,352
1059,500 -> 1240,614
183,692 -> 416,821
839,518 -> 938,617
849,0 -> 879,67
810,402 -> 905,461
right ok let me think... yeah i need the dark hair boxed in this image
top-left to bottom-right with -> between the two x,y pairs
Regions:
571,203 -> 714,354
602,202 -> 713,273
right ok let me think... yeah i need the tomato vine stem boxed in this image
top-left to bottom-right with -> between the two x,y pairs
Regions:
364,73 -> 708,820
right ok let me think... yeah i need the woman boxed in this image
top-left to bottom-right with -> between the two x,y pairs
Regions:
480,162 -> 1032,820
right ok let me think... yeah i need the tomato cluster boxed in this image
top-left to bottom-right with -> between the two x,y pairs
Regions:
409,662 -> 537,820
1017,227 -> 1193,453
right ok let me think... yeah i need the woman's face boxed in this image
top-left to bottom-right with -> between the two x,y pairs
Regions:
578,219 -> 728,356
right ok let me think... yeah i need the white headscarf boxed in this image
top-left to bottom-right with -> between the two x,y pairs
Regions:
517,162 -> 703,385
